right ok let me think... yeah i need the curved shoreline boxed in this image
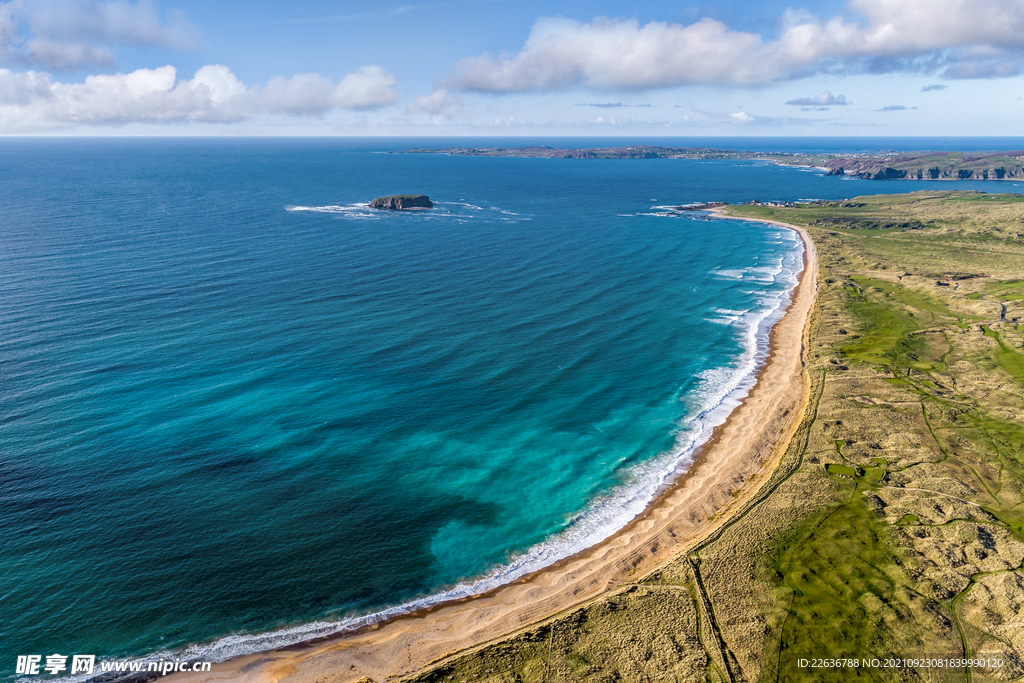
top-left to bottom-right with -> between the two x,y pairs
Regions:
167,212 -> 819,683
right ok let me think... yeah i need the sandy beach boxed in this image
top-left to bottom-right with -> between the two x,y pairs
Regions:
167,213 -> 819,683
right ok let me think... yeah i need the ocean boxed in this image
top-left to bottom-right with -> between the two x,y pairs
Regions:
2,137 -> 1023,673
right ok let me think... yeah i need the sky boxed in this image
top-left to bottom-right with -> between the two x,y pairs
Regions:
1,0 -> 1023,135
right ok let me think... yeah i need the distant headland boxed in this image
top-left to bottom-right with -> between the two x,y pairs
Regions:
399,145 -> 750,160
370,194 -> 434,209
397,146 -> 1024,180
819,151 -> 1024,179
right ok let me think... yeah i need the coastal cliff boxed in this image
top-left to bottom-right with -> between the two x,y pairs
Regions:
370,194 -> 434,209
821,151 -> 1024,180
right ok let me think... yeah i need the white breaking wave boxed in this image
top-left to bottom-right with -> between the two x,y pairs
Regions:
711,261 -> 784,284
286,201 -> 527,223
286,203 -> 382,219
69,221 -> 805,681
710,268 -> 745,280
705,306 -> 752,325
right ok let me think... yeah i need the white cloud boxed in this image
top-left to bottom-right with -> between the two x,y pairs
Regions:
1,0 -> 201,71
23,0 -> 199,48
0,3 -> 18,48
448,0 -> 1024,92
21,39 -> 116,70
261,72 -> 340,115
333,65 -> 399,109
942,51 -> 1024,78
405,88 -> 462,117
576,102 -> 650,108
449,16 -> 768,90
847,0 -> 1024,51
0,65 -> 49,104
262,67 -> 397,114
785,92 -> 849,106
0,63 -> 399,129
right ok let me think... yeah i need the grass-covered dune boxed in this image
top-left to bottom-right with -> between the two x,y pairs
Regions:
408,191 -> 1024,683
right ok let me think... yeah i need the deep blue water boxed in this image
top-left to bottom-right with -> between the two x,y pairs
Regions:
2,138 -> 1022,672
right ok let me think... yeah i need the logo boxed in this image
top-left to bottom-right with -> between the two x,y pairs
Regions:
16,655 -> 209,676
16,655 -> 94,676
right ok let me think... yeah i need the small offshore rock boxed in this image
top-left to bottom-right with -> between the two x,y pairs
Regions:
369,194 -> 434,210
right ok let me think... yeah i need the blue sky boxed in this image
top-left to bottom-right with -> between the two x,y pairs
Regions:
1,0 -> 1022,134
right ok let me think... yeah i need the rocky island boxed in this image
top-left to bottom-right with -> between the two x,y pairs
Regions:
369,194 -> 434,210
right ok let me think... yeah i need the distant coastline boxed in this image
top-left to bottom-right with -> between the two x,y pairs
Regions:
398,145 -> 1024,180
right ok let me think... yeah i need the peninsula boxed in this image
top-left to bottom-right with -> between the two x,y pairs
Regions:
400,145 -> 780,161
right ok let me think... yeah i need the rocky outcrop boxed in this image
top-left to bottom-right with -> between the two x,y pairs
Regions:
370,194 -> 434,210
672,201 -> 727,211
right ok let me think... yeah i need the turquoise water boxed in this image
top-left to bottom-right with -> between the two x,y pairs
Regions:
2,138 -> 1023,671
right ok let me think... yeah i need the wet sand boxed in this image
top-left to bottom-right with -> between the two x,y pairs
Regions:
167,213 -> 819,683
